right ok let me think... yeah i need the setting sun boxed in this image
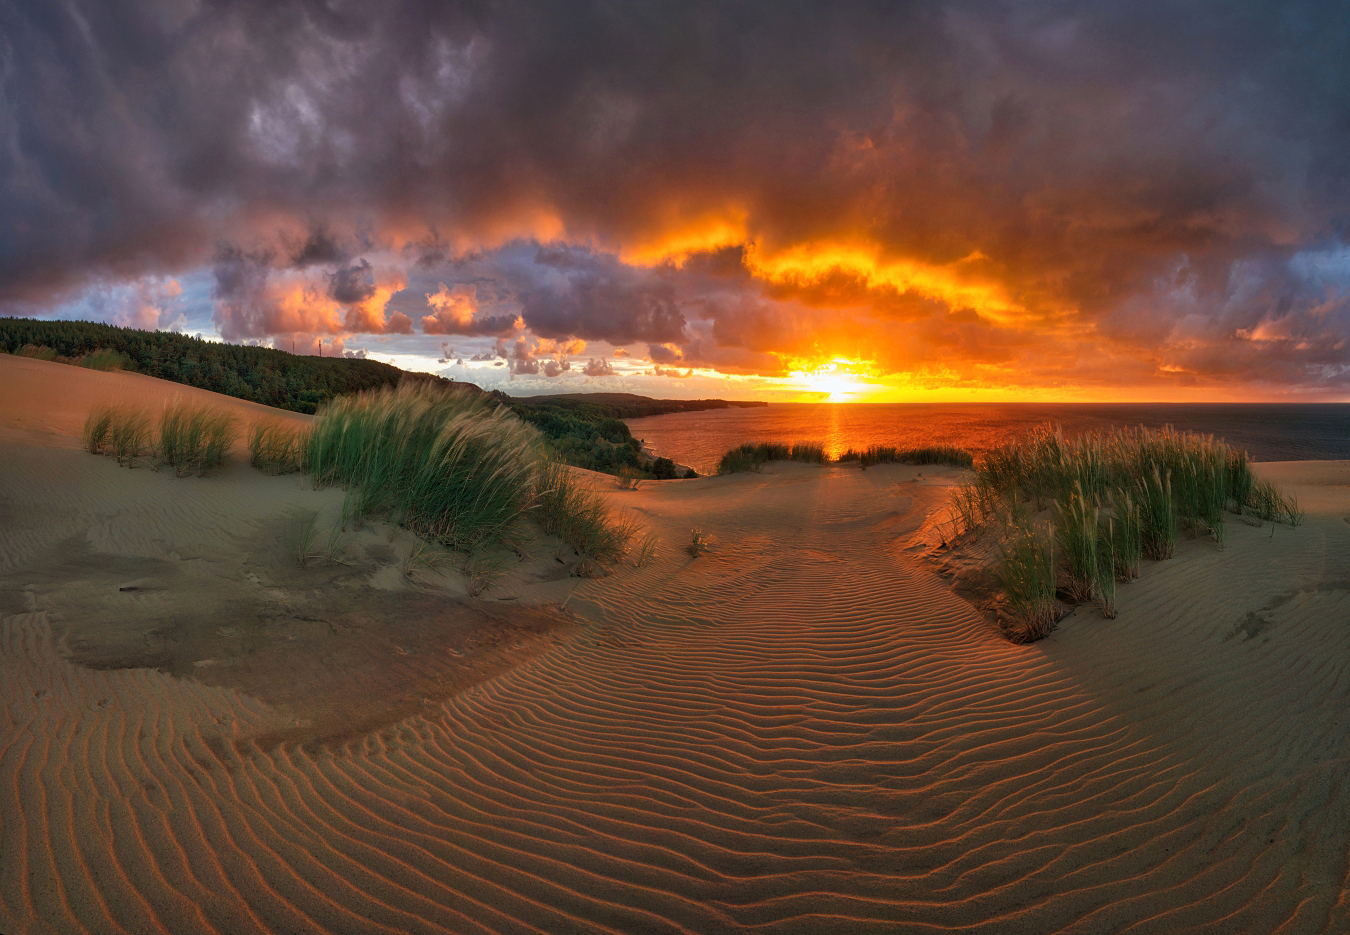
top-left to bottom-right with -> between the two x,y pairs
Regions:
789,358 -> 871,401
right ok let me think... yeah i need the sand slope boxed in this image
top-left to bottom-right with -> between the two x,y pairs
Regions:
3,356 -> 1350,933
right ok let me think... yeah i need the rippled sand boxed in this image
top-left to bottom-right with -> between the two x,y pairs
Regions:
3,354 -> 1349,934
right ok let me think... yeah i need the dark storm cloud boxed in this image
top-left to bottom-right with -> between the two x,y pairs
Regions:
329,260 -> 377,304
5,0 -> 1350,389
520,247 -> 687,344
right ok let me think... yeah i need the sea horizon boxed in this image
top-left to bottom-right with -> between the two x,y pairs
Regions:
625,401 -> 1350,474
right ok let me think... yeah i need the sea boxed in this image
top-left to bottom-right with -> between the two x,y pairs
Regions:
624,403 -> 1350,476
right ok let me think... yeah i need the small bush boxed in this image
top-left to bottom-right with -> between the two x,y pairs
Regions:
687,527 -> 711,557
159,402 -> 237,476
249,419 -> 306,474
650,456 -> 680,479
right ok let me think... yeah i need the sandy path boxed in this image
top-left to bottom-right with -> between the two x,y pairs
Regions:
3,357 -> 1349,933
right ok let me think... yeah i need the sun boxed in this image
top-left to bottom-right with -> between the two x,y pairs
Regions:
790,358 -> 870,401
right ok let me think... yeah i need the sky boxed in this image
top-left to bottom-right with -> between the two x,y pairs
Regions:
3,0 -> 1350,401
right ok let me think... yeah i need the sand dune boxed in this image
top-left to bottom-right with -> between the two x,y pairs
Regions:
3,355 -> 1350,933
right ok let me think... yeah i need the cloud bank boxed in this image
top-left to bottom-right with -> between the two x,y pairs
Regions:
4,1 -> 1350,394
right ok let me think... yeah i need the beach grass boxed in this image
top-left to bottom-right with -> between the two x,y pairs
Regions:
953,423 -> 1298,640
83,405 -> 116,454
633,532 -> 660,567
249,419 -> 307,475
857,445 -> 975,469
614,465 -> 643,490
687,527 -> 711,557
84,404 -> 152,466
108,407 -> 153,466
16,344 -> 59,361
534,458 -> 637,574
158,402 -> 237,476
76,348 -> 133,371
716,442 -> 795,473
1055,484 -> 1099,603
719,441 -> 975,473
305,382 -> 540,551
995,519 -> 1058,643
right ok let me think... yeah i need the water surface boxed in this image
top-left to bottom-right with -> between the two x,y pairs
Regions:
625,403 -> 1350,475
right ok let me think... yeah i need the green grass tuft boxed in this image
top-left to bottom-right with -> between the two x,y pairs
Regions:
948,423 -> 1298,640
534,458 -> 637,574
857,445 -> 974,469
249,419 -> 307,474
83,405 -> 116,454
995,520 -> 1058,643
77,348 -> 133,371
717,441 -> 828,473
158,402 -> 237,476
306,382 -> 540,551
108,408 -> 153,466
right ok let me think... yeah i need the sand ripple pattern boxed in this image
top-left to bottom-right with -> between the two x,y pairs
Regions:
4,470 -> 1350,933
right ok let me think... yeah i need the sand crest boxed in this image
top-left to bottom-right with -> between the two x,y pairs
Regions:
3,355 -> 1350,933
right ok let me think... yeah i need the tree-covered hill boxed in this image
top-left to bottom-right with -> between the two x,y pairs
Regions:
0,317 -> 467,414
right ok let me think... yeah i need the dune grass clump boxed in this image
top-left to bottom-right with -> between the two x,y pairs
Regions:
306,382 -> 541,552
1056,485 -> 1099,603
857,445 -> 975,469
614,465 -> 643,490
996,520 -> 1058,643
83,405 -> 116,454
535,458 -> 637,573
108,408 -> 153,466
949,423 -> 1299,641
77,348 -> 132,371
249,419 -> 307,474
1137,466 -> 1176,560
1105,490 -> 1143,581
16,344 -> 59,361
83,404 -> 151,465
717,441 -> 828,473
159,402 -> 238,476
